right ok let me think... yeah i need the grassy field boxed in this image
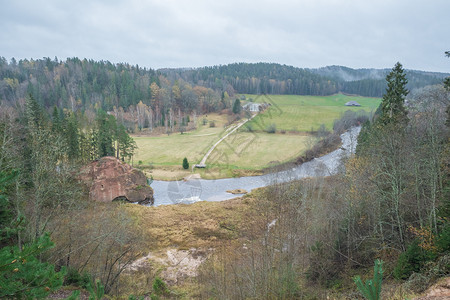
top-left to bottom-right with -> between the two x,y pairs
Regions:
133,113 -> 229,166
209,132 -> 314,169
133,94 -> 380,179
246,93 -> 380,132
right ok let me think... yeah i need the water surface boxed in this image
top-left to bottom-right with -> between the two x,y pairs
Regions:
150,127 -> 360,206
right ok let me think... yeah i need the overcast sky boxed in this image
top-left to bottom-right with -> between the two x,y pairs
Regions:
1,0 -> 449,72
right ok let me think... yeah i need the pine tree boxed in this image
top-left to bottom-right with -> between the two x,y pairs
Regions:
65,112 -> 80,160
378,62 -> 409,126
51,106 -> 62,134
354,260 -> 383,300
444,51 -> 450,91
182,157 -> 189,170
117,124 -> 136,162
96,110 -> 115,157
232,99 -> 241,114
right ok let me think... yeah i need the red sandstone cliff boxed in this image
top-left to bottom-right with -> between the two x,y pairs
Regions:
80,156 -> 154,205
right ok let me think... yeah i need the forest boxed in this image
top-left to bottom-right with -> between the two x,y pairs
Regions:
0,55 -> 449,298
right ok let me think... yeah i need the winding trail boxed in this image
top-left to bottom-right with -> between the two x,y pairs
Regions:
197,114 -> 257,167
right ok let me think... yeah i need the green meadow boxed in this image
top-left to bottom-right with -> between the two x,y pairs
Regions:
246,94 -> 380,132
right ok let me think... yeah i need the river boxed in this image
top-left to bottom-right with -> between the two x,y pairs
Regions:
149,127 -> 360,206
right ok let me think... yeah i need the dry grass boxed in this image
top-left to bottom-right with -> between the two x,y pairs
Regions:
123,193 -> 264,251
142,165 -> 191,181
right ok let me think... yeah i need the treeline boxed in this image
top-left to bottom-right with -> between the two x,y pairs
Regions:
162,62 -> 339,95
0,57 -> 158,109
0,57 -> 227,133
162,62 -> 448,97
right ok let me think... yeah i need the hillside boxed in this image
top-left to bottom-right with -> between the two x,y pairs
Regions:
1,58 -> 447,115
161,62 -> 449,97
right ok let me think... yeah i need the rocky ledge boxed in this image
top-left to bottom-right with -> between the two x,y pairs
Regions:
80,156 -> 154,205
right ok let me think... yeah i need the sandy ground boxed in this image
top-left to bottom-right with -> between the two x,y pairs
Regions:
414,277 -> 450,300
126,248 -> 208,284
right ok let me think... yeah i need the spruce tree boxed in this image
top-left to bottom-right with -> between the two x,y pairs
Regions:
65,112 -> 80,160
96,110 -> 115,157
182,157 -> 189,170
378,62 -> 409,126
444,51 -> 450,91
232,99 -> 241,114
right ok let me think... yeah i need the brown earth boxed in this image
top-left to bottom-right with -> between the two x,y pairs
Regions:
80,156 -> 154,205
414,277 -> 450,300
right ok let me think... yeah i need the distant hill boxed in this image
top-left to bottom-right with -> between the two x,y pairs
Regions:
163,63 -> 449,97
1,57 -> 448,112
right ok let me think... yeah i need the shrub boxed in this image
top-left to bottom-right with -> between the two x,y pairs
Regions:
306,241 -> 339,286
244,123 -> 254,132
265,123 -> 276,133
393,240 -> 435,280
209,120 -> 215,127
317,124 -> 330,138
182,157 -> 189,170
333,110 -> 370,134
65,267 -> 90,287
437,223 -> 450,252
86,280 -> 104,300
153,277 -> 168,296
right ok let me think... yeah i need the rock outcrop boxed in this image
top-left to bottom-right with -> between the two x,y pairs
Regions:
80,156 -> 154,205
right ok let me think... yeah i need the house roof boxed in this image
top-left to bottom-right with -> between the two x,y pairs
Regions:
345,101 -> 361,106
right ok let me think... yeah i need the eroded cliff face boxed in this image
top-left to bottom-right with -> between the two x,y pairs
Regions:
80,156 -> 154,205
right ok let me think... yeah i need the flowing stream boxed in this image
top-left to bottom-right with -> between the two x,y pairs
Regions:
149,127 -> 360,206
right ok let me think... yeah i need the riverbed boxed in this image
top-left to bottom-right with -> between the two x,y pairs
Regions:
150,127 -> 360,206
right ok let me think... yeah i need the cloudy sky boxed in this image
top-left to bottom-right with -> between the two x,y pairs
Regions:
1,0 -> 449,72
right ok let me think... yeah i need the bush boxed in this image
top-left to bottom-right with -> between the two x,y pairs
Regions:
244,123 -> 254,132
182,157 -> 189,170
393,240 -> 435,280
333,110 -> 370,134
265,123 -> 276,133
317,124 -> 330,138
437,223 -> 450,252
209,120 -> 215,127
65,268 -> 91,288
306,241 -> 339,286
153,277 -> 168,296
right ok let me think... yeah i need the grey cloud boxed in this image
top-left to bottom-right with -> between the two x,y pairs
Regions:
0,0 -> 449,72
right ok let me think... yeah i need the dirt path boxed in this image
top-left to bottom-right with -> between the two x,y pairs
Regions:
197,114 -> 257,166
